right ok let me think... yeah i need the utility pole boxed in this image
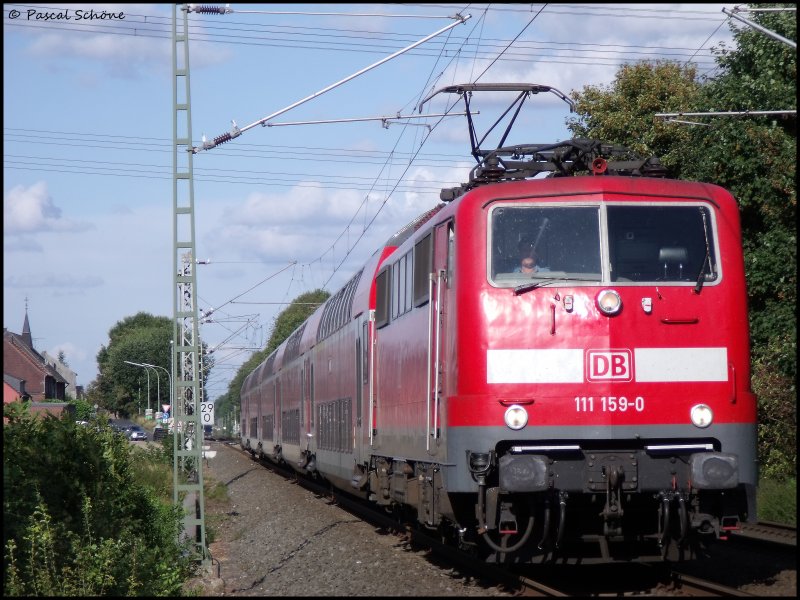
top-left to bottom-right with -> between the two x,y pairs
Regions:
172,3 -> 207,565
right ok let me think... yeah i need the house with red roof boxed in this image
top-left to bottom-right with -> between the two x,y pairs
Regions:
3,308 -> 70,402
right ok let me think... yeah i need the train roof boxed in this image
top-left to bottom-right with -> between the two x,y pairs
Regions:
453,174 -> 736,208
383,203 -> 445,247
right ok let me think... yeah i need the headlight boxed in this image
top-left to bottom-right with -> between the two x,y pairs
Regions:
504,405 -> 528,430
596,289 -> 622,315
690,404 -> 713,428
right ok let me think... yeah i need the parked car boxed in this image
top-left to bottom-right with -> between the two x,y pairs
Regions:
127,425 -> 148,441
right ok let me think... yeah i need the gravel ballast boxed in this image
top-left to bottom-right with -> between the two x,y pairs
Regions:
187,441 -> 512,597
186,440 -> 796,597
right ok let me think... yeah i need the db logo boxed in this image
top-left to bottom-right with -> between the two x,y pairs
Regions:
586,349 -> 633,382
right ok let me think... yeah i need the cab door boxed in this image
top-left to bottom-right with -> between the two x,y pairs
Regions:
427,219 -> 453,455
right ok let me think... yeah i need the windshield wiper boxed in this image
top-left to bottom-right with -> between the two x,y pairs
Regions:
694,207 -> 712,294
513,274 -> 601,296
514,280 -> 552,295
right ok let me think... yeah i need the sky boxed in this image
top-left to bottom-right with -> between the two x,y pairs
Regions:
3,3 -> 740,402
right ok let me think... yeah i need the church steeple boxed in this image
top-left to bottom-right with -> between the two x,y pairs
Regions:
21,297 -> 33,348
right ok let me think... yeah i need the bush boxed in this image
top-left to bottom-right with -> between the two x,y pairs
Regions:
3,403 -> 196,596
758,478 -> 797,526
752,341 -> 797,480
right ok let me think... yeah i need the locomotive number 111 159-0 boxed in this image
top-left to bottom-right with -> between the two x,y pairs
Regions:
575,396 -> 645,412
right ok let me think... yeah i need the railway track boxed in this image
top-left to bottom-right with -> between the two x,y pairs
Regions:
214,441 -> 790,596
664,571 -> 756,596
731,520 -> 797,547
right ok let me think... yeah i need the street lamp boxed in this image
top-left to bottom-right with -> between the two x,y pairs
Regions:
124,360 -> 159,412
142,362 -> 172,414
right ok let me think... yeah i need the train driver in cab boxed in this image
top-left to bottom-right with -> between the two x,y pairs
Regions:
514,243 -> 549,274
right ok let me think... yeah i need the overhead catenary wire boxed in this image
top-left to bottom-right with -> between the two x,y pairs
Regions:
199,261 -> 298,321
3,5 -> 732,71
188,6 -> 462,19
3,23 -> 727,70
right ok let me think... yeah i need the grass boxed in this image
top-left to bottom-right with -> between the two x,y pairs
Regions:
201,473 -> 232,545
757,477 -> 796,526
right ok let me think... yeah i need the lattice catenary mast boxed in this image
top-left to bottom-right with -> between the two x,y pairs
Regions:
171,3 -> 207,563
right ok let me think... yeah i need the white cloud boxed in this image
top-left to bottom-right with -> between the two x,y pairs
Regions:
3,236 -> 43,253
4,274 -> 104,289
47,342 -> 88,370
228,186 -> 373,226
20,4 -> 232,78
3,182 -> 93,236
210,185 -> 377,261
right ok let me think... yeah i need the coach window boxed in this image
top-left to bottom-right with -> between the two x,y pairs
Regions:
391,249 -> 413,319
413,232 -> 432,306
405,249 -> 413,311
447,222 -> 455,288
362,321 -> 370,383
391,260 -> 401,320
300,368 -> 305,427
375,267 -> 390,328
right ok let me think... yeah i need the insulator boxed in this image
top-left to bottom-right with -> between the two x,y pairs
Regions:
191,5 -> 231,15
212,132 -> 232,146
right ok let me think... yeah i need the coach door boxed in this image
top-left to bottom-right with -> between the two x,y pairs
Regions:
274,380 -> 280,452
354,316 -> 370,461
427,219 -> 453,455
303,357 -> 311,442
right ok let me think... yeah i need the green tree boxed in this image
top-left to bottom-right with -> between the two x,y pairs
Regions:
566,4 -> 795,478
67,396 -> 94,421
215,289 -> 329,429
567,60 -> 702,173
92,312 -> 213,417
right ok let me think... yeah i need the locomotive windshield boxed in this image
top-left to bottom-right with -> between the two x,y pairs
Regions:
489,203 -> 719,286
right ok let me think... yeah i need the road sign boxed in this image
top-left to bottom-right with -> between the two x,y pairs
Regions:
200,401 -> 214,425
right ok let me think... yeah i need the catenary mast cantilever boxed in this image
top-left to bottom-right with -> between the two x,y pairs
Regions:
192,10 -> 471,153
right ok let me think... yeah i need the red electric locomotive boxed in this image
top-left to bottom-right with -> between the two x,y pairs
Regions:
240,85 -> 757,563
